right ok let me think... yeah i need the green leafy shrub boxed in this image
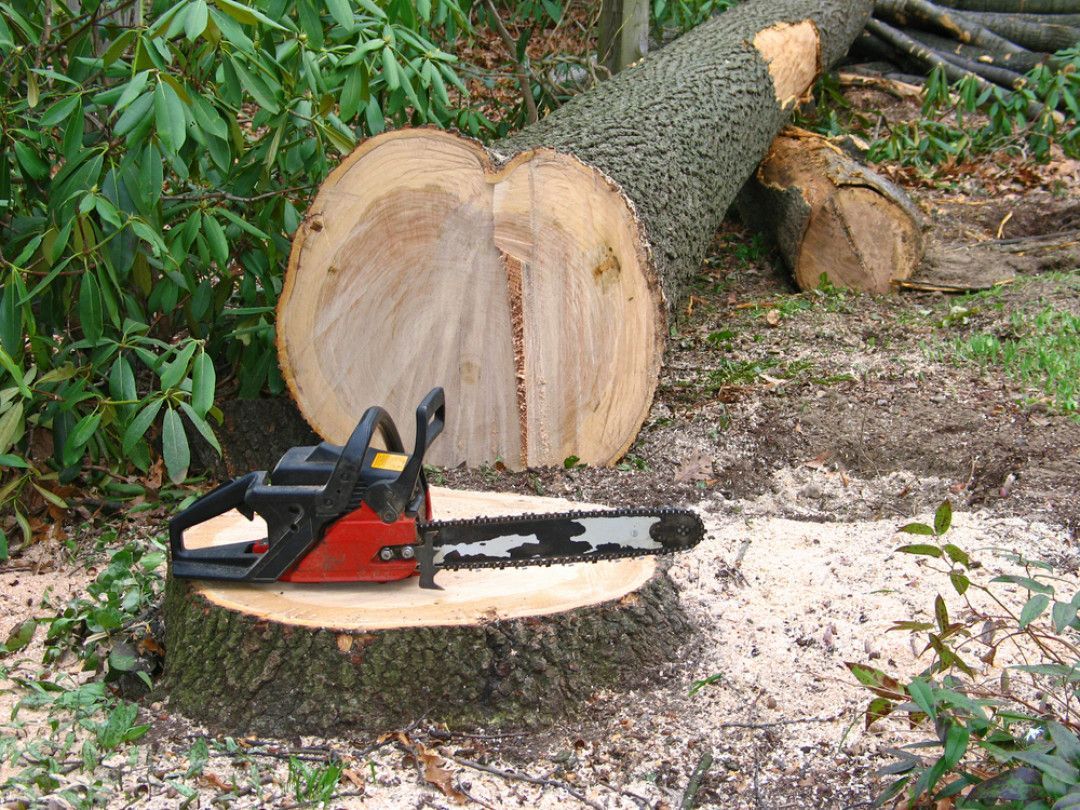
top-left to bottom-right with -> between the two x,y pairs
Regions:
849,501 -> 1080,807
0,0 -> 477,535
869,50 -> 1080,167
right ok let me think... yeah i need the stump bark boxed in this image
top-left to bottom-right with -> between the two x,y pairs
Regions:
736,128 -> 924,293
276,0 -> 872,470
163,487 -> 693,737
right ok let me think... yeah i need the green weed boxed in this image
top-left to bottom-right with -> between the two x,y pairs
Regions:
851,501 -> 1080,808
953,306 -> 1080,417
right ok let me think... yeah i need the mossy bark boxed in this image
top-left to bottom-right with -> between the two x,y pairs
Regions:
162,564 -> 692,737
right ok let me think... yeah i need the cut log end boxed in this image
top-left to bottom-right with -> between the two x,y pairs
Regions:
738,131 -> 924,293
278,129 -> 663,470
163,488 -> 693,736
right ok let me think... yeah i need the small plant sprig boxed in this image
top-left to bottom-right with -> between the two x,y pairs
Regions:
848,500 -> 1080,808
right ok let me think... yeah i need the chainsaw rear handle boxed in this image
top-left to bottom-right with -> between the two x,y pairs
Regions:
169,472 -> 262,578
365,387 -> 445,523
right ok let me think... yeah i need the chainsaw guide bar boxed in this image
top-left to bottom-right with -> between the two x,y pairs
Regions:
169,388 -> 704,589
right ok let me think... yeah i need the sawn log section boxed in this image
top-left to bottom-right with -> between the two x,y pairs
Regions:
277,0 -> 872,470
163,488 -> 693,736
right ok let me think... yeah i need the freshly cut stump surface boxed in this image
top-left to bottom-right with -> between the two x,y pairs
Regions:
163,488 -> 692,737
277,0 -> 872,469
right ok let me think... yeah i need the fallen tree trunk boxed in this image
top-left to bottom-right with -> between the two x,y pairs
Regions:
736,129 -> 924,293
277,0 -> 871,469
163,488 -> 692,736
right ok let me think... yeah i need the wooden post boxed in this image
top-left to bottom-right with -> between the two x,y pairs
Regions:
599,0 -> 650,74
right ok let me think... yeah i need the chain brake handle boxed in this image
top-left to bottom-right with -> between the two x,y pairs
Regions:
361,387 -> 445,523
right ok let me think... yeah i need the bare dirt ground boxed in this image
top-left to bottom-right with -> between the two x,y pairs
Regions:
2,82 -> 1079,809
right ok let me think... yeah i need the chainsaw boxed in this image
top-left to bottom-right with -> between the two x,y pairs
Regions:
169,388 -> 704,589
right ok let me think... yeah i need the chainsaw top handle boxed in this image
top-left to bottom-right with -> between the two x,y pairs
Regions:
365,387 -> 444,523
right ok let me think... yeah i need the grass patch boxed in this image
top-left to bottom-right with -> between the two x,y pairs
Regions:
953,306 -> 1080,417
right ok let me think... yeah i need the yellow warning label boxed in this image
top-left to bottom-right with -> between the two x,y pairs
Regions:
371,452 -> 408,472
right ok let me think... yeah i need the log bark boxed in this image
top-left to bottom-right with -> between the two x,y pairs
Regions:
953,9 -> 1080,50
736,129 -> 924,293
276,0 -> 872,470
899,26 -> 1049,72
931,0 -> 1080,13
163,488 -> 693,736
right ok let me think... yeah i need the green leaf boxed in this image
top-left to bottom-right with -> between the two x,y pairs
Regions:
942,544 -> 970,567
0,277 -> 22,357
1048,722 -> 1080,764
1010,751 -> 1079,786
114,91 -> 154,137
381,45 -> 399,91
899,522 -> 935,536
934,594 -> 949,632
213,0 -> 288,30
0,454 -> 28,469
191,95 -> 228,140
108,643 -> 140,672
1019,594 -> 1051,629
991,575 -> 1053,595
1052,600 -> 1079,633
0,527 -> 7,562
190,352 -> 215,417
217,207 -> 270,240
942,721 -> 970,769
324,0 -> 354,30
122,399 -> 163,455
66,410 -> 101,454
340,64 -> 365,120
896,544 -> 942,558
865,697 -> 893,729
179,401 -> 220,454
934,500 -> 952,535
186,0 -> 209,40
204,214 -> 229,268
228,56 -> 280,112
160,341 -> 199,391
154,80 -> 187,153
907,678 -> 936,721
79,273 -> 104,344
13,141 -> 49,181
162,407 -> 190,484
1,619 -> 37,655
949,571 -> 970,596
0,401 -> 25,454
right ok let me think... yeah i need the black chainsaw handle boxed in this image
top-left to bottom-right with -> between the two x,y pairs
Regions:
317,403 -> 405,517
169,472 -> 260,567
366,387 -> 445,523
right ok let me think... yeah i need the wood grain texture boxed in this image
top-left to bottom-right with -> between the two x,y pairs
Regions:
163,488 -> 692,735
278,0 -> 873,469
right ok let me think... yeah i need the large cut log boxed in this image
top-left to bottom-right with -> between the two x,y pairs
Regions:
277,0 -> 871,470
736,129 -> 924,293
163,487 -> 693,736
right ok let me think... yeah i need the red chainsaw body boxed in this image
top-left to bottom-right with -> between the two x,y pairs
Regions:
275,491 -> 432,584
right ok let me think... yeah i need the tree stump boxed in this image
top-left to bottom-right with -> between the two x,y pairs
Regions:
276,0 -> 872,470
163,488 -> 693,737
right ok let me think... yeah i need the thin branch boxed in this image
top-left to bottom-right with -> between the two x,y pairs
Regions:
481,0 -> 539,124
162,185 -> 315,204
448,754 -> 603,810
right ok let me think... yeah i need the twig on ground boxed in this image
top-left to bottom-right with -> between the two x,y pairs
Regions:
679,749 -> 713,810
449,754 -> 603,810
716,710 -> 846,730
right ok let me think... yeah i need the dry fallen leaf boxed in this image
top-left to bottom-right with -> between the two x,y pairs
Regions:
764,308 -> 782,327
